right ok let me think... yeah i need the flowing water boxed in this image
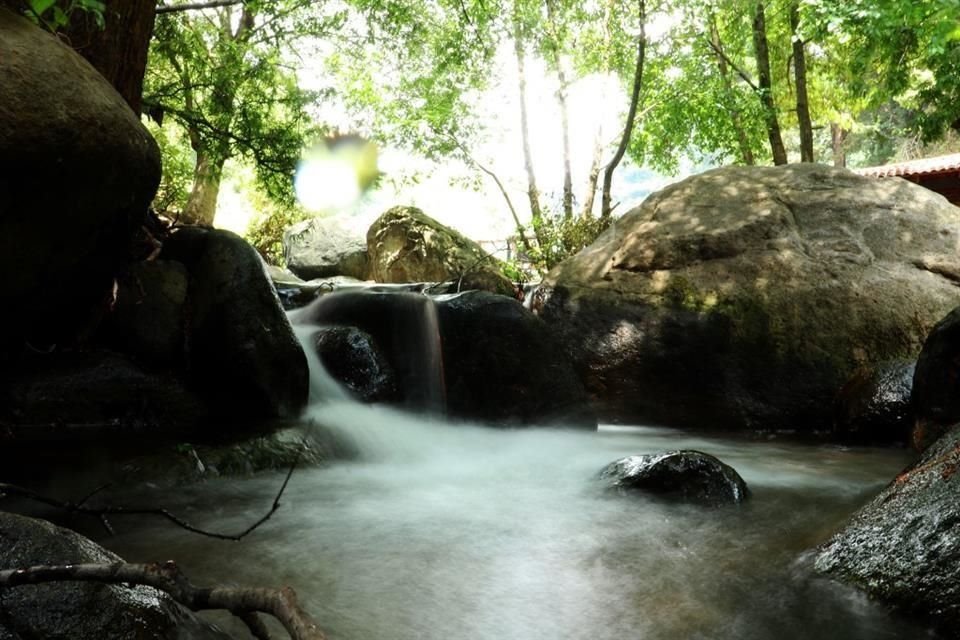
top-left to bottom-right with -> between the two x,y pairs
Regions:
98,401 -> 934,640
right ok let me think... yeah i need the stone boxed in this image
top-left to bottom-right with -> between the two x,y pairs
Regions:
0,9 -> 161,358
283,217 -> 368,280
540,164 -> 960,433
161,227 -> 308,425
310,326 -> 399,403
911,306 -> 960,450
0,512 -> 231,639
815,424 -> 960,635
101,260 -> 188,368
366,206 -> 515,296
433,290 -> 596,428
599,450 -> 750,505
833,360 -> 915,444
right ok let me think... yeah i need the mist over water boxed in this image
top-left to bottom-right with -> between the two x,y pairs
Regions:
98,317 -> 934,639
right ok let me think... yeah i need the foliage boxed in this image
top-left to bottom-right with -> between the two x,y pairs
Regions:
145,119 -> 194,220
530,211 -> 611,271
23,0 -> 103,30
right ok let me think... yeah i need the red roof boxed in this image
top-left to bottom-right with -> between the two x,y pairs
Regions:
854,153 -> 960,178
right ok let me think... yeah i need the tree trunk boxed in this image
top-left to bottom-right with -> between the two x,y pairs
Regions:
581,126 -> 603,218
831,123 -> 848,167
513,20 -> 543,231
602,0 -> 646,220
709,15 -> 755,165
181,151 -> 225,227
752,0 -> 788,165
544,0 -> 573,219
790,2 -> 814,162
64,0 -> 157,114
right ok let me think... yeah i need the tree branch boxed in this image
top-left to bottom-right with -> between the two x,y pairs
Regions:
156,1 -> 244,15
703,35 -> 759,92
0,561 -> 327,640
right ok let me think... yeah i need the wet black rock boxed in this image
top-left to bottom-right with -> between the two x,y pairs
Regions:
0,512 -> 231,639
815,425 -> 960,634
311,326 -> 399,403
434,290 -> 595,428
912,305 -> 960,450
833,360 -> 915,444
599,450 -> 750,505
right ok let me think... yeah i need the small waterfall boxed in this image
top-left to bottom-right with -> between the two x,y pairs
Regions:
289,290 -> 447,414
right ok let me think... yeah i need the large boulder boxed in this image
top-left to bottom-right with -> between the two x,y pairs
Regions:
283,217 -> 368,280
540,164 -> 960,433
434,291 -> 595,428
310,325 -> 399,403
0,9 -> 160,358
815,424 -> 960,634
366,206 -> 515,296
911,306 -> 960,450
0,512 -> 231,639
598,450 -> 749,505
161,227 -> 308,425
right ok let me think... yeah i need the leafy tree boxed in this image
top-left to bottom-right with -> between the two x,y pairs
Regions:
144,0 -> 341,226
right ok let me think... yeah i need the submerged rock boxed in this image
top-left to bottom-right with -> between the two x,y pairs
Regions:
539,164 -> 960,433
366,206 -> 515,296
599,450 -> 750,505
0,512 -> 231,639
815,424 -> 960,633
833,360 -> 915,443
912,306 -> 960,450
0,9 -> 160,358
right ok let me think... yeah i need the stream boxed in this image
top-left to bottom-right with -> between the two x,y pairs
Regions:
98,400 -> 936,639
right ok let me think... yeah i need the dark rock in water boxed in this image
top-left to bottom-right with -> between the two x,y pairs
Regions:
283,216 -> 368,280
161,227 -> 308,425
291,290 -> 445,412
434,290 -> 596,428
833,360 -> 915,444
311,326 -> 399,403
366,206 -> 516,296
599,450 -> 750,505
0,349 -> 209,445
0,512 -> 231,639
0,9 -> 161,357
912,306 -> 960,450
101,259 -> 188,368
539,164 -> 960,432
815,425 -> 960,634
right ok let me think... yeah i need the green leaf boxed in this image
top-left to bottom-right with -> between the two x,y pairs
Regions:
28,0 -> 56,15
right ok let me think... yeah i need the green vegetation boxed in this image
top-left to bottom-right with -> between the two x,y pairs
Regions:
53,0 -> 960,271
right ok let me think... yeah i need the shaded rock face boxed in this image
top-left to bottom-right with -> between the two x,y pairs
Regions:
0,9 -> 160,357
366,206 -> 515,296
312,326 -> 399,403
833,360 -> 915,444
599,450 -> 749,505
540,164 -> 960,433
0,512 -> 231,640
283,217 -> 368,280
161,227 -> 308,425
434,291 -> 596,428
815,425 -> 960,634
912,306 -> 960,451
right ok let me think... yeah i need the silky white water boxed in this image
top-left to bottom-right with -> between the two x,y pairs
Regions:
99,396 -> 933,639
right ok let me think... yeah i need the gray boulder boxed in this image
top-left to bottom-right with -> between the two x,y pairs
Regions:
366,206 -> 515,296
161,227 -> 308,425
0,9 -> 160,358
815,424 -> 960,634
0,512 -> 231,639
833,360 -> 915,443
283,217 -> 368,280
540,164 -> 960,433
599,450 -> 749,505
310,325 -> 399,403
